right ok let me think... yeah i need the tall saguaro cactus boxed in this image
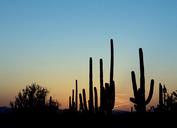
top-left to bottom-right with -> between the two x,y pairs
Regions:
75,80 -> 78,111
110,39 -> 114,83
109,39 -> 115,109
69,39 -> 116,114
89,57 -> 94,113
99,39 -> 115,114
100,59 -> 104,111
130,48 -> 154,112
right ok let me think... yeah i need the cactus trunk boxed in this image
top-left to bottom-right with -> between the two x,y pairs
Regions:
159,83 -> 163,111
89,57 -> 94,113
72,89 -> 75,110
69,96 -> 72,109
82,89 -> 88,112
79,93 -> 83,112
100,59 -> 104,111
94,87 -> 98,112
75,80 -> 78,111
109,39 -> 115,112
110,39 -> 114,82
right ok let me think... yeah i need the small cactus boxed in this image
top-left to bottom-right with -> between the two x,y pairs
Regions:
69,96 -> 72,110
94,87 -> 98,112
159,83 -> 163,111
79,93 -> 83,112
72,89 -> 75,110
82,89 -> 88,112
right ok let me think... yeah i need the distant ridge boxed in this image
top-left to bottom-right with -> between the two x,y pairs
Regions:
0,106 -> 12,114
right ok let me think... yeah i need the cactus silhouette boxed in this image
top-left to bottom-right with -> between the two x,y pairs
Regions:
104,39 -> 115,114
130,48 -> 154,112
94,87 -> 98,112
69,96 -> 72,110
159,83 -> 164,111
110,39 -> 114,83
82,89 -> 88,112
89,57 -> 94,113
100,59 -> 104,112
75,80 -> 78,111
104,81 -> 115,115
72,89 -> 75,110
97,39 -> 115,115
107,39 -> 115,114
79,93 -> 83,112
157,84 -> 177,112
157,84 -> 169,112
68,39 -> 115,115
68,80 -> 78,111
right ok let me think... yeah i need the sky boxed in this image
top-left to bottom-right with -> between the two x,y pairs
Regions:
0,0 -> 177,111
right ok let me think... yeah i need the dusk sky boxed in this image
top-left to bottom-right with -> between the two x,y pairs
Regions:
0,0 -> 177,111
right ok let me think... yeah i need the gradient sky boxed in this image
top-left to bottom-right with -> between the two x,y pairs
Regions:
0,0 -> 177,111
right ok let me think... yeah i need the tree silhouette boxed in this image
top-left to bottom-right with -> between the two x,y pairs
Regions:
10,83 -> 59,113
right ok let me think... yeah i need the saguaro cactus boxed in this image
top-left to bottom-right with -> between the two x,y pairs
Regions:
130,48 -> 154,112
89,57 -> 94,113
72,89 -> 75,110
69,96 -> 72,109
94,87 -> 98,112
75,80 -> 78,111
68,39 -> 116,114
159,83 -> 163,111
100,59 -> 104,111
79,93 -> 83,112
99,39 -> 115,114
109,39 -> 115,109
82,89 -> 88,111
110,39 -> 114,83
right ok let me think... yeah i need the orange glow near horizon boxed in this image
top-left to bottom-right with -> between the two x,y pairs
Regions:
0,73 -> 176,112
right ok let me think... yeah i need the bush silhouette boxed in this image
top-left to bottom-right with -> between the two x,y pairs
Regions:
10,83 -> 59,113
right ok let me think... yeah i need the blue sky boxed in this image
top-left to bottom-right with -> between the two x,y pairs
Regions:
0,0 -> 177,110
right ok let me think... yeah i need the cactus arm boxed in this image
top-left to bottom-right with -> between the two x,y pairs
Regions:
100,59 -> 104,108
130,97 -> 137,104
72,89 -> 75,110
139,48 -> 145,96
75,80 -> 78,111
159,83 -> 163,107
145,79 -> 154,105
94,87 -> 98,112
159,83 -> 163,105
89,57 -> 94,112
110,39 -> 114,82
110,80 -> 115,109
131,71 -> 138,99
69,96 -> 72,109
82,89 -> 88,111
109,39 -> 115,111
79,93 -> 83,111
